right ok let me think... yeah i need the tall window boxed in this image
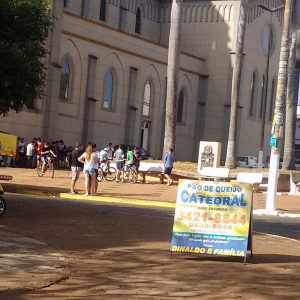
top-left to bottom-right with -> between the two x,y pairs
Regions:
63,0 -> 68,8
135,8 -> 141,34
142,81 -> 151,116
177,90 -> 184,123
103,70 -> 113,109
259,76 -> 265,119
100,0 -> 106,21
81,0 -> 89,17
249,72 -> 256,117
269,78 -> 275,121
59,58 -> 71,101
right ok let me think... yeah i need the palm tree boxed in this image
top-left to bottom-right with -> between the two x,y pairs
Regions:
265,0 -> 293,211
225,3 -> 247,169
163,0 -> 183,154
282,15 -> 297,170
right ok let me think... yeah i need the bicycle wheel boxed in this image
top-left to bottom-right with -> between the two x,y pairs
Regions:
97,170 -> 104,182
48,163 -> 54,178
123,169 -> 129,183
128,169 -> 138,183
36,161 -> 43,177
0,195 -> 6,216
104,167 -> 116,181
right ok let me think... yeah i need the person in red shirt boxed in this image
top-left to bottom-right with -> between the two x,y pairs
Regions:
34,138 -> 43,168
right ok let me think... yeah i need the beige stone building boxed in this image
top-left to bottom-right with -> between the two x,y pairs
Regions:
0,0 -> 284,161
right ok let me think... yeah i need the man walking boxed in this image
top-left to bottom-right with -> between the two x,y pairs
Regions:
163,148 -> 175,185
70,142 -> 83,195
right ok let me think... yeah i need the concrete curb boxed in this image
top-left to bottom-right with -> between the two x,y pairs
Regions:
253,209 -> 300,218
5,187 -> 300,218
5,187 -> 176,209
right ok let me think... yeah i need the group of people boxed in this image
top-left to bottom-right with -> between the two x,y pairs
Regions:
14,138 -> 71,169
70,142 -> 175,196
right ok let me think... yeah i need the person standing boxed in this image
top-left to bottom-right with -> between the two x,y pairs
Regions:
78,144 -> 98,196
35,138 -> 43,167
17,138 -> 26,167
125,146 -> 134,167
26,140 -> 35,168
70,142 -> 83,195
163,148 -> 175,185
92,143 -> 99,194
57,140 -> 66,168
107,142 -> 114,159
134,147 -> 142,171
114,144 -> 124,183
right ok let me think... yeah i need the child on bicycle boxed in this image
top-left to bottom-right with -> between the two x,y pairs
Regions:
41,141 -> 57,175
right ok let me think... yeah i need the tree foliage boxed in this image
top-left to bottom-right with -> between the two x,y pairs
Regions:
0,0 -> 53,116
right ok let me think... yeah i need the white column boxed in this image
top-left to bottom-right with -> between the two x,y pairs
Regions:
266,152 -> 280,212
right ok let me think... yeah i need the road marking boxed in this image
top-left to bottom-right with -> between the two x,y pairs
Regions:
60,193 -> 176,209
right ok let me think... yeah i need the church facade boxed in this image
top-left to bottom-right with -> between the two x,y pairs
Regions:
0,0 -> 284,161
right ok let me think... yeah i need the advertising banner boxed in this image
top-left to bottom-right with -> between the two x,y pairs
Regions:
0,132 -> 17,156
171,180 -> 253,258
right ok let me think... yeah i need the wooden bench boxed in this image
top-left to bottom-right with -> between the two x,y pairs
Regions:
199,167 -> 230,181
138,162 -> 165,184
289,173 -> 300,195
231,172 -> 263,192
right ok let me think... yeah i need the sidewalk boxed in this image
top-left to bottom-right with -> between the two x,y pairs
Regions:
1,167 -> 300,215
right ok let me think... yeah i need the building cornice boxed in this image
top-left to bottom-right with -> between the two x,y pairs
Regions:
63,11 -> 206,63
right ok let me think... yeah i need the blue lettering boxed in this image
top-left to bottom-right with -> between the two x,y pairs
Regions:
198,195 -> 205,204
223,196 -> 230,206
181,190 -> 189,202
240,194 -> 247,206
190,193 -> 197,203
214,196 -> 222,205
231,195 -> 240,206
206,196 -> 213,204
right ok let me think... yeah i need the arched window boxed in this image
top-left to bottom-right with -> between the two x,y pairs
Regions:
103,70 -> 113,109
59,58 -> 71,101
249,72 -> 256,117
100,0 -> 106,21
259,75 -> 265,119
269,78 -> 275,121
142,81 -> 151,116
135,8 -> 141,34
177,90 -> 184,123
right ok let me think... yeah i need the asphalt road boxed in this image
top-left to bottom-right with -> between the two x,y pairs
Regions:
2,193 -> 300,299
2,193 -> 300,242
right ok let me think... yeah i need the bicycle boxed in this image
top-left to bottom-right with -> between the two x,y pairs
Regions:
37,156 -> 55,178
97,161 -> 116,182
123,163 -> 138,183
